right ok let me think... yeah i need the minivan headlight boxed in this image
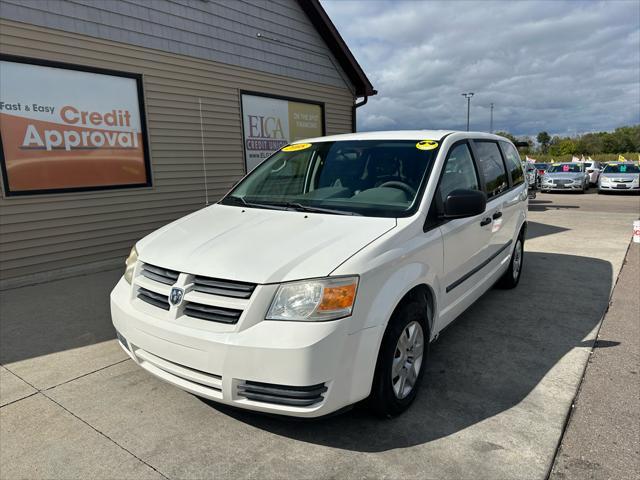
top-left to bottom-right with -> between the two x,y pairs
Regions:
266,276 -> 359,321
124,246 -> 138,284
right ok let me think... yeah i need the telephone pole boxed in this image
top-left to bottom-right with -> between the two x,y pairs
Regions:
489,102 -> 494,133
461,92 -> 474,131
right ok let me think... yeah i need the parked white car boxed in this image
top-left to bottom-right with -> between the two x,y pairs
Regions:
523,162 -> 538,187
111,131 -> 528,418
598,162 -> 640,193
583,160 -> 603,185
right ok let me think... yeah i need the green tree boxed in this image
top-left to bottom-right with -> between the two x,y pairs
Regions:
537,131 -> 551,153
495,131 -> 517,143
548,136 -> 562,156
558,139 -> 577,155
601,133 -> 621,154
575,133 -> 602,155
548,138 -> 577,156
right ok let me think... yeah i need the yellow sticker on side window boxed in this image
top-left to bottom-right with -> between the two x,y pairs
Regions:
282,143 -> 312,152
416,140 -> 438,150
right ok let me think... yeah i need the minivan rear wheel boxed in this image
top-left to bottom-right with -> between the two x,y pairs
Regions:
369,297 -> 429,417
496,235 -> 524,289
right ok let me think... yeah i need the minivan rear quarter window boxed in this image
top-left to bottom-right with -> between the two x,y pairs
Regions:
474,141 -> 508,198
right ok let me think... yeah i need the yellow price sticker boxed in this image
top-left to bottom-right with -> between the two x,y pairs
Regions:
416,140 -> 438,151
282,143 -> 312,152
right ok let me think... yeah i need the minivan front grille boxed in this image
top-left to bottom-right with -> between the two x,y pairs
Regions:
141,263 -> 179,285
237,381 -> 327,407
193,275 -> 256,299
137,287 -> 170,310
184,301 -> 242,324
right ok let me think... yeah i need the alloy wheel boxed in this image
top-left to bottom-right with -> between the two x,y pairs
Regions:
513,239 -> 523,281
391,321 -> 424,399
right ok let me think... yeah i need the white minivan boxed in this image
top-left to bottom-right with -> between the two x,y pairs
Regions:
111,131 -> 528,418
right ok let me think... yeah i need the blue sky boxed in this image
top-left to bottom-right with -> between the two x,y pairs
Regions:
321,0 -> 640,137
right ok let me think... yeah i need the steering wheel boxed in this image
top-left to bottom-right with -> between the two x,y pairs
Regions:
377,181 -> 417,198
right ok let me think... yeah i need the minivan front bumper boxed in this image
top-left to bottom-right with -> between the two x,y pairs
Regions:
111,277 -> 381,417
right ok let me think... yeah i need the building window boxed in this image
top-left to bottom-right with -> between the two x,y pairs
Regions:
240,92 -> 325,172
0,56 -> 151,196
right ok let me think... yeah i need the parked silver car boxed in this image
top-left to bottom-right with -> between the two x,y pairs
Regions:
540,163 -> 589,193
598,162 -> 640,193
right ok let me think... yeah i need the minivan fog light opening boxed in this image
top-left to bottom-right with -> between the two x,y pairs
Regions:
266,276 -> 358,321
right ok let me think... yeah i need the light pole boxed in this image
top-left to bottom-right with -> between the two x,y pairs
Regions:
489,102 -> 494,133
461,92 -> 474,131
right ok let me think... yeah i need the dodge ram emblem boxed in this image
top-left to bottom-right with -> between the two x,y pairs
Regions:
169,287 -> 184,306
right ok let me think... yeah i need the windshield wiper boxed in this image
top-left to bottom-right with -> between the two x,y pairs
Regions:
223,197 -> 360,216
221,196 -> 288,211
272,202 -> 361,216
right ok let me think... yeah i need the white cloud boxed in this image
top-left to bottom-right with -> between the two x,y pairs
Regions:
322,0 -> 640,136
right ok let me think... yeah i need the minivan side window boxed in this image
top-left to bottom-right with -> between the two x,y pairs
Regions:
500,141 -> 524,186
438,143 -> 479,203
474,141 -> 508,198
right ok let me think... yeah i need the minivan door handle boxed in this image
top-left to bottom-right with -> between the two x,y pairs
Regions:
492,211 -> 503,220
480,217 -> 492,226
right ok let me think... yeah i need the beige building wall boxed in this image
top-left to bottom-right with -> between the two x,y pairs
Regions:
0,19 -> 355,284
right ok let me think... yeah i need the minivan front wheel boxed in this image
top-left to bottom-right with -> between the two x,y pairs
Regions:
369,297 -> 429,417
391,320 -> 424,400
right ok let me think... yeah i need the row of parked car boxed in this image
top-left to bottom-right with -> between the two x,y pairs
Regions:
523,161 -> 640,194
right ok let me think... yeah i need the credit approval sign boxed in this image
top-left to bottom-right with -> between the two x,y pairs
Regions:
0,57 -> 150,195
241,92 -> 324,171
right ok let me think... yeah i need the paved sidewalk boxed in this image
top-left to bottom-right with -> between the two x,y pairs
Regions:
551,242 -> 640,480
1,192 -> 638,479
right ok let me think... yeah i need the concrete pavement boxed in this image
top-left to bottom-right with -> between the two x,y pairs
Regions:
1,191 -> 638,479
550,242 -> 639,480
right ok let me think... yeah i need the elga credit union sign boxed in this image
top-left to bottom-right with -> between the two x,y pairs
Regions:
0,58 -> 151,195
241,93 -> 324,171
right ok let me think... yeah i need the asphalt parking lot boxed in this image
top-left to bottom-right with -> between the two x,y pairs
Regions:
1,190 -> 638,480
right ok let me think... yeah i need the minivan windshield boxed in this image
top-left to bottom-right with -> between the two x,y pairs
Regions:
221,140 -> 439,217
602,163 -> 640,173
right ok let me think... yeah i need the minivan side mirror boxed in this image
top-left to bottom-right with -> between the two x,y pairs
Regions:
442,189 -> 486,219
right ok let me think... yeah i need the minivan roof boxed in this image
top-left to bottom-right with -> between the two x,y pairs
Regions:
295,130 -> 509,144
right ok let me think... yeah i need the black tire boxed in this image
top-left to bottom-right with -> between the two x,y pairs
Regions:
496,233 -> 524,289
369,297 -> 430,417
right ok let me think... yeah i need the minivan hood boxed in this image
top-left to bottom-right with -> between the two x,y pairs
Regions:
137,204 -> 397,284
